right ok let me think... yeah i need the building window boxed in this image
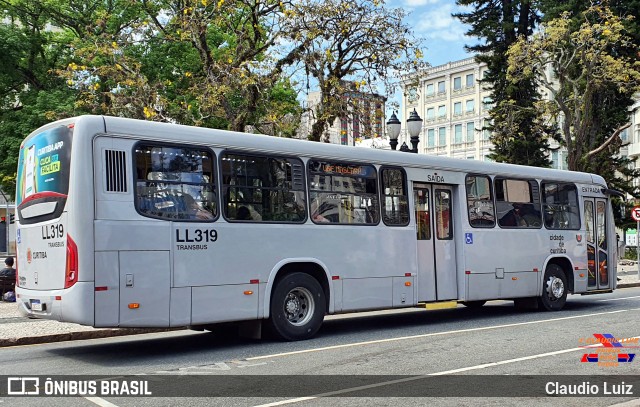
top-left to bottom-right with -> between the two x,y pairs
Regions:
466,99 -> 474,113
381,168 -> 409,226
466,174 -> 495,228
438,105 -> 446,118
454,124 -> 463,144
551,151 -> 559,169
426,83 -> 434,96
438,127 -> 446,146
621,128 -> 629,143
454,102 -> 462,116
437,81 -> 445,94
427,129 -> 435,147
466,74 -> 474,87
341,118 -> 348,145
483,119 -> 491,140
453,77 -> 462,90
135,144 -> 217,221
466,122 -> 475,142
482,97 -> 493,111
222,153 -> 306,222
308,160 -> 379,225
495,178 -> 542,228
427,108 -> 435,120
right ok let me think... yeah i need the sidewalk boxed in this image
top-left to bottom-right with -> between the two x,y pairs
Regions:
0,267 -> 637,348
0,302 -> 175,347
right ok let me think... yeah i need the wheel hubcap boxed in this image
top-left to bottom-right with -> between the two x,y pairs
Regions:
283,287 -> 315,326
547,276 -> 565,300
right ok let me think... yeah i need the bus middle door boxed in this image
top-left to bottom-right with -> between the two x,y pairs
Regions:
413,183 -> 457,302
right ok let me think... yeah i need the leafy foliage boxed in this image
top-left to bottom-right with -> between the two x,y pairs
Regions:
455,0 -> 553,167
0,0 -> 422,198
506,5 -> 640,212
289,0 -> 425,141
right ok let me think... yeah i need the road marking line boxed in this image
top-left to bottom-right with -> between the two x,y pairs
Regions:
252,336 -> 640,407
85,397 -> 119,407
247,308 -> 638,361
597,295 -> 640,302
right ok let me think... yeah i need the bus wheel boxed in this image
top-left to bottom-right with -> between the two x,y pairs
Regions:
538,264 -> 568,311
268,272 -> 325,341
462,300 -> 486,308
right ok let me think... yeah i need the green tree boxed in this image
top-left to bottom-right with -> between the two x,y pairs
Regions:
135,0 -> 303,132
506,6 -> 640,196
0,1 -> 81,197
290,0 -> 425,142
537,0 -> 640,222
455,0 -> 554,166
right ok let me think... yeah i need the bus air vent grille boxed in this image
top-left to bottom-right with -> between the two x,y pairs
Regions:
105,149 -> 128,193
292,162 -> 304,190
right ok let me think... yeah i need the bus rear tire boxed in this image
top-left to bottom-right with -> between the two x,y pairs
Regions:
268,272 -> 325,341
537,264 -> 568,311
462,300 -> 486,308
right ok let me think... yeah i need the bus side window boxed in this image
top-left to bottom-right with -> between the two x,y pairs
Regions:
134,144 -> 217,221
221,153 -> 306,222
541,182 -> 580,230
495,178 -> 541,229
381,167 -> 409,226
466,174 -> 495,228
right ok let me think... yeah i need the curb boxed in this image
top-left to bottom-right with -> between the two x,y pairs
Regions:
0,328 -> 181,347
618,282 -> 640,289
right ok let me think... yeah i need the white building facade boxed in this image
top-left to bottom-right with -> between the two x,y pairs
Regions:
299,87 -> 386,146
400,57 -> 574,169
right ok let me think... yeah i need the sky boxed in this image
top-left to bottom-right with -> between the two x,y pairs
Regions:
390,0 -> 477,67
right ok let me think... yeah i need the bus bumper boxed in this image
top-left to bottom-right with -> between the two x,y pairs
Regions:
16,282 -> 95,326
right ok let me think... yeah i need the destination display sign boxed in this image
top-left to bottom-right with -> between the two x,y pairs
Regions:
309,161 -> 375,178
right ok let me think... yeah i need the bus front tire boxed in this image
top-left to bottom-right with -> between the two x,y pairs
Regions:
538,264 -> 568,311
268,272 -> 325,341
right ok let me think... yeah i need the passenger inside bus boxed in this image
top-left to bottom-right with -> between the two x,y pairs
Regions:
183,194 -> 214,220
500,203 -> 540,227
236,206 -> 253,220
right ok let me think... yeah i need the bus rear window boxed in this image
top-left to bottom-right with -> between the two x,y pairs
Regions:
16,125 -> 73,223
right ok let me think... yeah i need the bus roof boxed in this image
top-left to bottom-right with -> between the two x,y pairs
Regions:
38,115 -> 605,186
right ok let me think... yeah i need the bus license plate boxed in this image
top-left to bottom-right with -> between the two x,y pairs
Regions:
31,300 -> 42,312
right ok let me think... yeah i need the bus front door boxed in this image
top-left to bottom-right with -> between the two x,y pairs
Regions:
584,198 -> 610,290
413,183 -> 457,302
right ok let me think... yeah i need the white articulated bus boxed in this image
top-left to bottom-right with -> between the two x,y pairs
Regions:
15,116 -> 618,340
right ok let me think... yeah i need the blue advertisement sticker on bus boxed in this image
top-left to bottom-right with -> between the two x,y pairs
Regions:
465,233 -> 473,244
16,125 -> 73,206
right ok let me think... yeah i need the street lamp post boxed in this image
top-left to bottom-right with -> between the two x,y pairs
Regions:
386,109 -> 423,153
406,108 -> 423,153
386,111 -> 401,151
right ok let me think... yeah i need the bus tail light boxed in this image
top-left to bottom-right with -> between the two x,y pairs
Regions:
65,235 -> 78,289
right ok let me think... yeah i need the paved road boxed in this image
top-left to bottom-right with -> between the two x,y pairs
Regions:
1,287 -> 639,407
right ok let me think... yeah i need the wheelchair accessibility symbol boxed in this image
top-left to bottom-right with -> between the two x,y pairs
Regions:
465,233 -> 473,244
